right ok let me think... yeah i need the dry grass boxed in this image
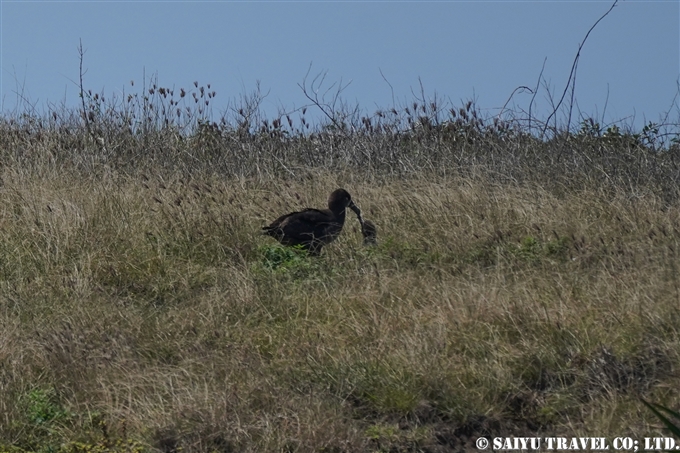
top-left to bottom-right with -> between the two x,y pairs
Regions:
1,161 -> 680,452
1,77 -> 680,451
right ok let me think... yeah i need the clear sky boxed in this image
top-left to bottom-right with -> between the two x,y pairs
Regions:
1,0 -> 678,130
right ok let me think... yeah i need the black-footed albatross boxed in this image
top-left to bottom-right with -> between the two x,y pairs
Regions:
262,189 -> 362,255
359,218 -> 377,246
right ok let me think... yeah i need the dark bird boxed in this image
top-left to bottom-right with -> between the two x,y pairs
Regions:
262,189 -> 361,255
360,218 -> 378,246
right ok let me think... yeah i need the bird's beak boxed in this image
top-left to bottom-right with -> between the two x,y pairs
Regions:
348,200 -> 363,221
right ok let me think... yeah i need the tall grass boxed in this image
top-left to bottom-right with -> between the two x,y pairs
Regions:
1,76 -> 680,452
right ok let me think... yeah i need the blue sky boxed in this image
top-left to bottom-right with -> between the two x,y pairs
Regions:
1,1 -> 678,130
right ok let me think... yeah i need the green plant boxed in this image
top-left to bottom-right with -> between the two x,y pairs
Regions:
641,399 -> 680,440
24,388 -> 69,427
259,244 -> 314,272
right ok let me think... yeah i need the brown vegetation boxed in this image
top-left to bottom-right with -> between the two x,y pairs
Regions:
1,78 -> 680,452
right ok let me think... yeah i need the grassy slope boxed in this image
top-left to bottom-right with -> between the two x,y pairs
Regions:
1,164 -> 679,452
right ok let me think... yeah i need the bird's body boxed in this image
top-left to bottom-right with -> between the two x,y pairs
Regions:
262,189 -> 361,255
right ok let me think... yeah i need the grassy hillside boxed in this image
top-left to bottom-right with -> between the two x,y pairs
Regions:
1,88 -> 680,452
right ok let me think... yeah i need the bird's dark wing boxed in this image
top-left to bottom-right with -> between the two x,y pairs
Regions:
263,208 -> 333,241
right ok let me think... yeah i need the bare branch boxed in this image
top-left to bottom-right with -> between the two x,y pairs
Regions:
498,85 -> 533,122
298,63 -> 353,133
379,68 -> 395,108
528,57 -> 547,133
543,0 -> 619,138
